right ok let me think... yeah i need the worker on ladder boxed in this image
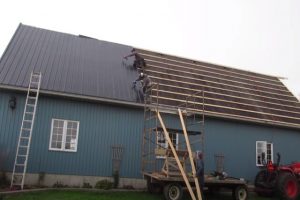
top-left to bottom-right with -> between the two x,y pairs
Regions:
133,72 -> 152,95
124,48 -> 146,72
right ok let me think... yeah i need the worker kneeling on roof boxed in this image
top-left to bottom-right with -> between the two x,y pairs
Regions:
124,48 -> 146,71
133,72 -> 152,94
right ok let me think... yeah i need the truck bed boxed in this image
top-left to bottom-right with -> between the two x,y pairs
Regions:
143,172 -> 247,186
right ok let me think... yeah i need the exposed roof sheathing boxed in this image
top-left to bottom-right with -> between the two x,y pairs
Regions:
137,49 -> 300,128
0,24 -> 299,129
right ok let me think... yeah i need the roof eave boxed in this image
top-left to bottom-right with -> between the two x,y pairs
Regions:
0,84 -> 143,109
1,84 -> 300,131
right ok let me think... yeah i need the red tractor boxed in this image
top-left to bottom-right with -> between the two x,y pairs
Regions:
255,153 -> 300,200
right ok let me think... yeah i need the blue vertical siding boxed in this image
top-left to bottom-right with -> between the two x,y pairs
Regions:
205,118 -> 300,182
1,90 -> 300,182
0,91 -> 144,178
0,91 -> 24,169
32,96 -> 144,178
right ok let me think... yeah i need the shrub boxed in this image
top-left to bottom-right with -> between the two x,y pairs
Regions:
82,182 -> 92,188
95,179 -> 113,190
112,170 -> 119,188
0,171 -> 9,189
38,171 -> 45,186
123,185 -> 134,190
52,181 -> 66,188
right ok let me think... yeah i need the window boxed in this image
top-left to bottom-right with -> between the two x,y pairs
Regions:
49,119 -> 79,152
256,141 -> 273,166
156,131 -> 179,158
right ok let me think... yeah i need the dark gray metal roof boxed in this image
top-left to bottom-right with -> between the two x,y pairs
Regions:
0,24 -> 141,103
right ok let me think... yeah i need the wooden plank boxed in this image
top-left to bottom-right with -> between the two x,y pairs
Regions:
178,108 -> 202,200
138,51 -> 281,84
147,69 -> 293,99
204,109 -> 300,128
156,100 -> 298,127
154,101 -> 300,128
152,96 -> 300,121
152,89 -> 300,116
144,58 -> 285,89
147,63 -> 287,93
156,110 -> 197,200
150,75 -> 299,105
153,83 -> 300,110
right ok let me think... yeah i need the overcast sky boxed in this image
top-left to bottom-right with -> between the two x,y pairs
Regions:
0,0 -> 299,100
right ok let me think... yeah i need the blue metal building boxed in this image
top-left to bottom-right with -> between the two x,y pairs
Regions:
0,24 -> 299,187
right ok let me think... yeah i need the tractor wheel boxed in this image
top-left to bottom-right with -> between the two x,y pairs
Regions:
232,185 -> 248,200
255,170 -> 268,187
254,170 -> 274,197
163,183 -> 183,200
277,173 -> 299,200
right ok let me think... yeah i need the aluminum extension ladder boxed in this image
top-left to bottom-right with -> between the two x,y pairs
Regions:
11,72 -> 42,189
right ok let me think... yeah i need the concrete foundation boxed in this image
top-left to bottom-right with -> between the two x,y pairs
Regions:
6,173 -> 146,189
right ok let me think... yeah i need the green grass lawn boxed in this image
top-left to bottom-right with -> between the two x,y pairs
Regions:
0,190 -> 280,200
2,190 -> 162,200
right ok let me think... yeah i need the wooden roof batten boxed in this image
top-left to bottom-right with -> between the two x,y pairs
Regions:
152,82 -> 300,111
151,88 -> 300,116
143,97 -> 300,130
151,99 -> 300,129
145,59 -> 286,89
147,63 -> 289,93
148,69 -> 294,100
149,75 -> 299,105
136,48 -> 300,130
152,95 -> 300,122
138,50 -> 284,82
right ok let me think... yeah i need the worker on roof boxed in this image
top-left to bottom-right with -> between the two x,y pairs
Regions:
133,72 -> 152,94
124,48 -> 146,71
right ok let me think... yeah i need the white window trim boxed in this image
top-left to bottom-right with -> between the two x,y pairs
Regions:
156,132 -> 179,159
49,118 -> 80,152
256,141 -> 273,166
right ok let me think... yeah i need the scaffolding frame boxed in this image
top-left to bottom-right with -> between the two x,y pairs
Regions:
142,85 -> 205,173
141,83 -> 205,200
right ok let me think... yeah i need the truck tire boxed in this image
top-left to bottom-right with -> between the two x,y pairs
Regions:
277,173 -> 299,200
163,183 -> 183,200
232,185 -> 248,200
208,186 -> 220,195
147,178 -> 162,194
